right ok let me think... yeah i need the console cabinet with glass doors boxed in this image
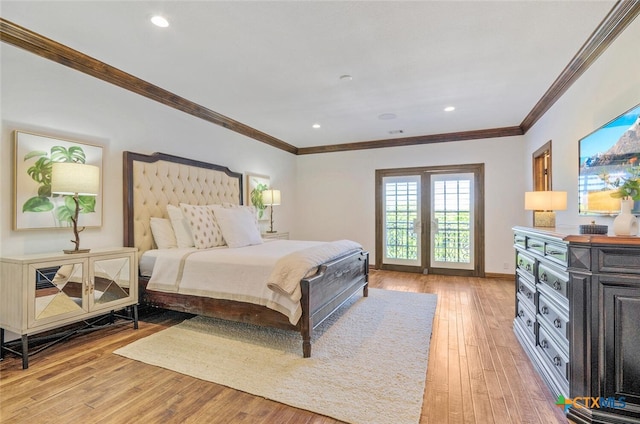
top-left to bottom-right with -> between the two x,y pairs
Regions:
0,247 -> 138,369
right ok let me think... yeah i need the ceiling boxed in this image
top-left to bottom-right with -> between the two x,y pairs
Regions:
1,1 -> 620,151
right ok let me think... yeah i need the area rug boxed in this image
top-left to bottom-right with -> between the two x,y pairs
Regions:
114,288 -> 437,424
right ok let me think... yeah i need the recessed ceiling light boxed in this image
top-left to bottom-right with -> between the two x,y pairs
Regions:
378,113 -> 397,120
444,106 -> 455,112
151,15 -> 169,28
339,75 -> 353,81
312,123 -> 321,129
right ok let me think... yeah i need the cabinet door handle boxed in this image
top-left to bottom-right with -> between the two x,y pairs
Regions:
554,318 -> 562,329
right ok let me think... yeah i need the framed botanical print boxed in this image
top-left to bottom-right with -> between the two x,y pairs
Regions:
13,130 -> 103,230
245,173 -> 270,221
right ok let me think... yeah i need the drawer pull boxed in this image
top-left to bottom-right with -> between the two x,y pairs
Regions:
547,249 -> 564,256
526,264 -> 532,272
554,318 -> 562,329
553,356 -> 562,367
518,310 -> 525,318
553,280 -> 562,291
526,292 -> 532,300
540,272 -> 548,282
541,306 -> 549,314
526,319 -> 532,327
530,242 -> 543,248
541,339 -> 549,349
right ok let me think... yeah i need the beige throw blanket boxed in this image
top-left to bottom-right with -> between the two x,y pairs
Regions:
266,239 -> 362,302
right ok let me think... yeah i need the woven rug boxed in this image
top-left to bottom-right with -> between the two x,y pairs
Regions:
114,288 -> 437,424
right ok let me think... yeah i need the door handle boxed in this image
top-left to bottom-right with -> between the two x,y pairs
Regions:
412,219 -> 421,234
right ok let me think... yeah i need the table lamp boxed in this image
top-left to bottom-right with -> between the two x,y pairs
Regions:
51,162 -> 100,253
261,189 -> 281,233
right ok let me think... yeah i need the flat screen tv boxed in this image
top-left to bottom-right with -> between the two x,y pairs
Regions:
578,103 -> 640,215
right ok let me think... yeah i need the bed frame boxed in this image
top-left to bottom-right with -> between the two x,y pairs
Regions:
123,151 -> 368,357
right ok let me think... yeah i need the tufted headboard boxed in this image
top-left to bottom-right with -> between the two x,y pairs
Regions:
123,151 -> 243,259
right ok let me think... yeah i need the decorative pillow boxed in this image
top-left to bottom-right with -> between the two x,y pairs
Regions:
218,203 -> 261,235
212,206 -> 263,248
167,204 -> 195,248
150,217 -> 178,249
180,203 -> 225,249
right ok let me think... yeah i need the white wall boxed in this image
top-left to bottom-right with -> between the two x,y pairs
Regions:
294,136 -> 526,274
0,44 -> 297,257
524,17 -> 640,229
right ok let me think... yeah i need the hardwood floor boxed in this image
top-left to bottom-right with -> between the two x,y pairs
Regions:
0,270 -> 567,423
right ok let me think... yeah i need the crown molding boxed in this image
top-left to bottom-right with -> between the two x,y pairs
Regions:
520,0 -> 640,133
2,1 -> 638,156
297,126 -> 524,155
0,18 -> 298,155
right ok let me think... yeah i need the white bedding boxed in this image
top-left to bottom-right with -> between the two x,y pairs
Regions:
143,240 -> 328,325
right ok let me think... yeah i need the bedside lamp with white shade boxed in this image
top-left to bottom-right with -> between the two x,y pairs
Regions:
261,189 -> 281,234
51,162 -> 100,253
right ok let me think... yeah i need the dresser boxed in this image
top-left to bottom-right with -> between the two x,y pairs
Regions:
0,247 -> 138,368
513,227 -> 640,423
513,227 -> 570,398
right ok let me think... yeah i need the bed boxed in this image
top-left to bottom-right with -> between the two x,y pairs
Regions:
123,151 -> 369,357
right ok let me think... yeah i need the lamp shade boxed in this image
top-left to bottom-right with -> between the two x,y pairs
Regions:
261,189 -> 281,206
524,191 -> 567,211
51,163 -> 100,195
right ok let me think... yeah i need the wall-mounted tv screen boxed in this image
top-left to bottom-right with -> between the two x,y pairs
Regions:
579,103 -> 640,215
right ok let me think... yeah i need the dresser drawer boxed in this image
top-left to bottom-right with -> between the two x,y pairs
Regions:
516,295 -> 536,342
537,325 -> 569,382
538,293 -> 569,349
544,242 -> 568,266
538,262 -> 568,304
526,237 -> 546,256
516,271 -> 536,311
514,233 -> 526,248
516,251 -> 536,279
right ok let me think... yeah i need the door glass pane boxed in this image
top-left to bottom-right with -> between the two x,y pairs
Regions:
34,263 -> 84,319
93,257 -> 130,304
431,173 -> 474,270
383,176 -> 421,266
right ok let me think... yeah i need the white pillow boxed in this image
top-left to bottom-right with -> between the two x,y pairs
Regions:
149,217 -> 178,249
180,203 -> 225,249
218,203 -> 261,234
212,206 -> 263,248
166,204 -> 195,248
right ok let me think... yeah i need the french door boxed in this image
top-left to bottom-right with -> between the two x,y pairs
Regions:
375,164 -> 484,277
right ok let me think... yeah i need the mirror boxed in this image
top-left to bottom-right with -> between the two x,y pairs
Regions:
93,257 -> 130,304
34,263 -> 84,319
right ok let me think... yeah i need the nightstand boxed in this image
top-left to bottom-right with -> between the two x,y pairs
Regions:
262,232 -> 289,240
0,247 -> 138,368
